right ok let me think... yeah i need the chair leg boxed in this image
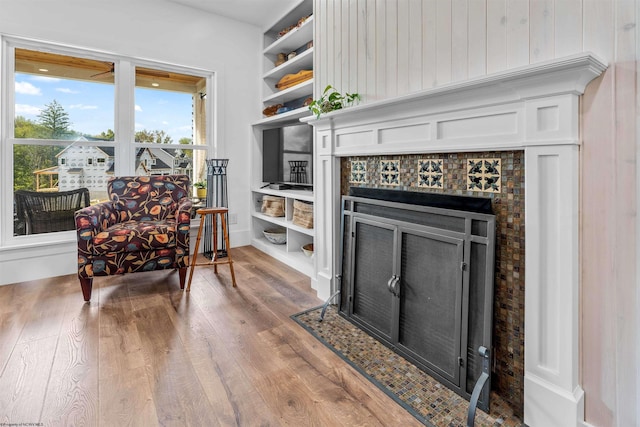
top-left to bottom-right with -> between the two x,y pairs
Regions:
178,267 -> 187,289
80,277 -> 93,302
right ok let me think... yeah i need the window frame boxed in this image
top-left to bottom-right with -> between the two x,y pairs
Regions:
1,36 -> 215,246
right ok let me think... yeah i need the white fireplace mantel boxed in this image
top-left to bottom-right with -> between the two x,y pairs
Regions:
302,53 -> 607,427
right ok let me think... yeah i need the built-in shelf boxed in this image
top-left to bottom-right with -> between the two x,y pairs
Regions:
263,15 -> 314,57
263,79 -> 313,105
250,187 -> 314,277
252,0 -> 315,280
263,48 -> 313,82
254,106 -> 312,126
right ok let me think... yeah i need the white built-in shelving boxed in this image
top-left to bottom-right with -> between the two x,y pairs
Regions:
249,0 -> 316,280
258,0 -> 314,125
250,187 -> 314,277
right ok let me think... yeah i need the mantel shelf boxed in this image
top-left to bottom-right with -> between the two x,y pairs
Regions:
302,53 -> 607,129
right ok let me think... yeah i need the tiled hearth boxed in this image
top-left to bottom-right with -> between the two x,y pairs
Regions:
341,151 -> 525,417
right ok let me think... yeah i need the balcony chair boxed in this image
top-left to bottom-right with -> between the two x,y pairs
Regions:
15,187 -> 90,235
74,175 -> 192,301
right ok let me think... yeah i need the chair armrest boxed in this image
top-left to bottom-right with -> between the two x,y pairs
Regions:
75,201 -> 117,255
175,197 -> 193,250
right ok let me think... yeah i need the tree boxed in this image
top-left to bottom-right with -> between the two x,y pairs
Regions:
178,137 -> 193,159
14,115 -> 49,139
37,100 -> 71,138
135,129 -> 173,144
97,129 -> 115,141
13,116 -> 61,190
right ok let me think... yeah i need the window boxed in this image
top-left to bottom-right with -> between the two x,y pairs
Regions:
134,66 -> 207,184
3,40 -> 213,239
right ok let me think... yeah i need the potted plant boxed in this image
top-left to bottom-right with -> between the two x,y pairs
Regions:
194,181 -> 207,198
308,85 -> 361,118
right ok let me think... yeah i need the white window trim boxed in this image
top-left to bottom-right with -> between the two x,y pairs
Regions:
0,36 -> 216,248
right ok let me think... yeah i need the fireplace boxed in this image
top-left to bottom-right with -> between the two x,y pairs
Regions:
338,187 -> 497,412
303,54 -> 607,426
339,152 -> 525,416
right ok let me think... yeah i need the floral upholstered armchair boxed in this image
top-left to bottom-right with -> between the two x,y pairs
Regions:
75,175 -> 192,301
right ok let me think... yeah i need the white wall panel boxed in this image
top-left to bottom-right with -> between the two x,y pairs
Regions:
421,0 -> 438,88
435,0 -> 452,85
375,0 -> 387,100
451,0 -> 469,82
506,0 -> 529,68
315,0 -> 606,101
408,0 -> 424,93
385,0 -> 398,97
397,0 -> 410,95
554,0 -> 582,58
486,0 -> 507,73
530,0 -> 555,63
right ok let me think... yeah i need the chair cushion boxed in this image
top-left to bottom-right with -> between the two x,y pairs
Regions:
91,219 -> 177,256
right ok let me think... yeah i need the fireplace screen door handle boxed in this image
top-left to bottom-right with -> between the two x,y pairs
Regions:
387,275 -> 400,296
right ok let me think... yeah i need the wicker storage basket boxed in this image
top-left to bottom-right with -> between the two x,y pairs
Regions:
261,195 -> 285,217
292,200 -> 313,229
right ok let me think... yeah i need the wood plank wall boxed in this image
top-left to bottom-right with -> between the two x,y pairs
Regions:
312,1 -> 638,426
314,0 -> 585,100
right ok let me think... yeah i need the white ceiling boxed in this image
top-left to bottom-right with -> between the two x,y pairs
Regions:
167,0 -> 300,28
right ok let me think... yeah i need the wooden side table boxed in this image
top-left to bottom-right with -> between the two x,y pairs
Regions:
186,207 -> 237,291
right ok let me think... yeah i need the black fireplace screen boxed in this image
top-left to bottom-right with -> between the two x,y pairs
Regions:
339,189 -> 495,411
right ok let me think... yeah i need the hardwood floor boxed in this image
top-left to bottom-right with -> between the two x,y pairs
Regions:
0,246 -> 421,426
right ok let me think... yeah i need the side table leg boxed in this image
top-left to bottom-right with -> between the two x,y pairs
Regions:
212,213 -> 219,274
220,214 -> 237,287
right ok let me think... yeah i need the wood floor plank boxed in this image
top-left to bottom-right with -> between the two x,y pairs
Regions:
133,303 -> 222,427
0,336 -> 58,423
97,277 -> 159,427
40,303 -> 100,426
0,246 -> 426,426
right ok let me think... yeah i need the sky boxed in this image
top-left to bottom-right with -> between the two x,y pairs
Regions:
14,73 -> 194,142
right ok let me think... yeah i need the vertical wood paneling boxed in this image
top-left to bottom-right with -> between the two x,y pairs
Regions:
375,0 -> 387,99
422,0 -> 437,88
435,0 -> 452,85
349,0 -> 359,92
554,0 -> 582,57
467,0 -> 487,78
385,0 -> 398,97
396,0 -> 410,95
341,0 -> 350,92
612,2 -> 637,426
365,0 -> 376,99
313,0 -> 333,94
408,0 -> 423,93
357,0 -> 367,96
451,0 -> 468,82
506,0 -> 529,68
332,0 -> 342,90
529,0 -> 555,63
581,0 -> 616,425
583,0 -> 614,60
486,0 -> 507,73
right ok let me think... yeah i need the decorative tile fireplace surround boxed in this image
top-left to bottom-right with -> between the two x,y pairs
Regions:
340,151 -> 524,417
302,53 -> 607,427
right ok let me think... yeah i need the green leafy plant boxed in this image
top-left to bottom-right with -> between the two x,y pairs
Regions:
308,85 -> 361,118
194,181 -> 206,189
